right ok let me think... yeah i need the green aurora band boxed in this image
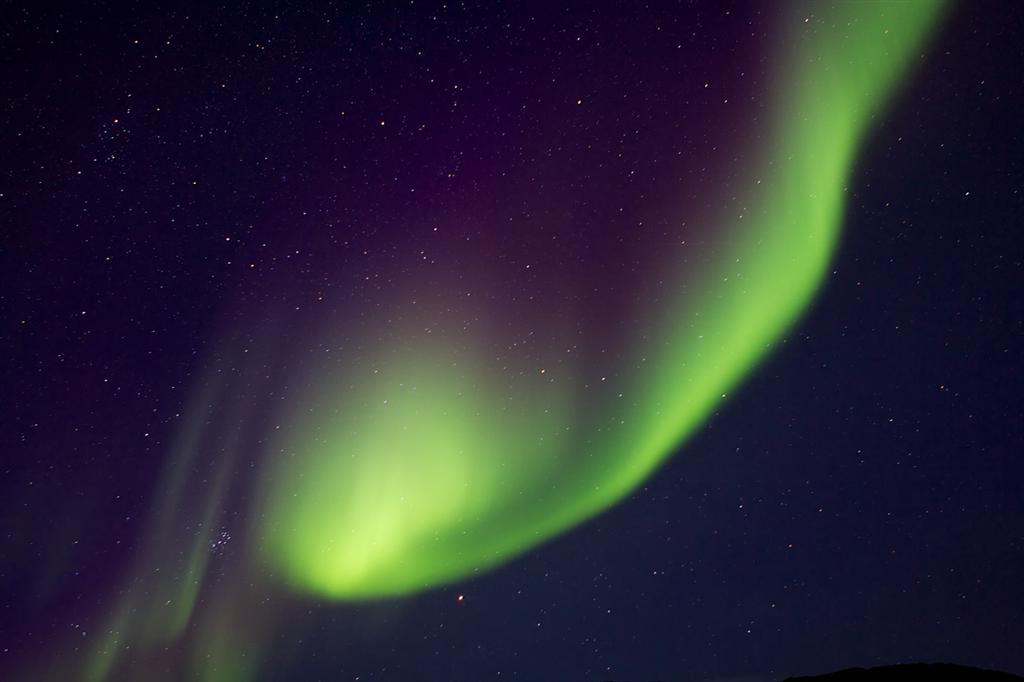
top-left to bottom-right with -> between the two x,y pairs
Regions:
51,3 -> 949,680
257,2 -> 949,599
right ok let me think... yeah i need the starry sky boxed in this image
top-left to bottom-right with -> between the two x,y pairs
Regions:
2,2 -> 1023,681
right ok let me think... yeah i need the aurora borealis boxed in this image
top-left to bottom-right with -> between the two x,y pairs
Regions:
258,2 -> 947,600
4,1 -> 1024,681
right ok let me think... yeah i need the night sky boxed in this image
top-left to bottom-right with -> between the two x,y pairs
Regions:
2,2 -> 1023,681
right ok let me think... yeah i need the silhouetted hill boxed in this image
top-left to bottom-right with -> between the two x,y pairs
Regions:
782,663 -> 1022,682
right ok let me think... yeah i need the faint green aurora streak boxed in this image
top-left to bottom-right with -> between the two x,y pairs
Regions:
258,2 -> 949,598
62,3 -> 948,680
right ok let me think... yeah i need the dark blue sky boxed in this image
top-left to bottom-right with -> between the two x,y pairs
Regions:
2,2 -> 1022,680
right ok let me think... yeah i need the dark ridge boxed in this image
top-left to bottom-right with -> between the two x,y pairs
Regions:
781,663 -> 1023,682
